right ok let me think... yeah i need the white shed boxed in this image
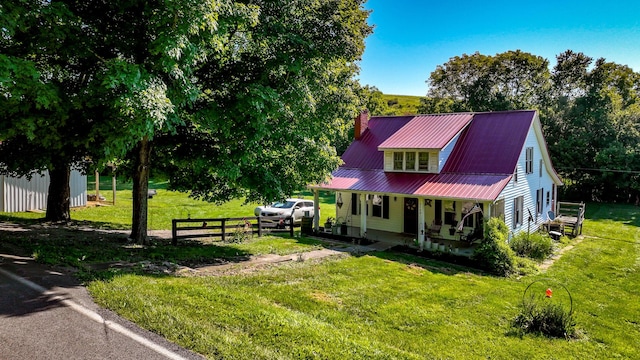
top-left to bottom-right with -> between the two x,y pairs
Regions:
0,170 -> 87,212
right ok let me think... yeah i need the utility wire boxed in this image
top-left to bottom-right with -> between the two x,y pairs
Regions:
556,167 -> 640,174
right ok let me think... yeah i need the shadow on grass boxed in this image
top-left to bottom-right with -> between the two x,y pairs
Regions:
586,202 -> 640,227
0,221 -> 253,283
374,248 -> 487,276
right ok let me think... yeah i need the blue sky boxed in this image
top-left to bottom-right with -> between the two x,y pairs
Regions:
359,0 -> 640,96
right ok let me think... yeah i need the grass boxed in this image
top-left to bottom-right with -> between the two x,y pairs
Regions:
83,202 -> 640,359
0,176 -> 337,230
382,94 -> 422,115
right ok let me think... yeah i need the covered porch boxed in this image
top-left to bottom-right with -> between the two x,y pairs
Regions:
314,226 -> 479,257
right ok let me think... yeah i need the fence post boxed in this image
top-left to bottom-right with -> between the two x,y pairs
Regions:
289,216 -> 294,237
172,219 -> 177,246
257,216 -> 262,237
221,219 -> 226,242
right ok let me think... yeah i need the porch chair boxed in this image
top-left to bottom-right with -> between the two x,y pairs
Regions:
426,219 -> 442,238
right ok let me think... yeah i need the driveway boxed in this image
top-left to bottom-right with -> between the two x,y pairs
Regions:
0,253 -> 204,360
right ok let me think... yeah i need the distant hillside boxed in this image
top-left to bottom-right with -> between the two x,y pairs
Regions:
381,94 -> 422,115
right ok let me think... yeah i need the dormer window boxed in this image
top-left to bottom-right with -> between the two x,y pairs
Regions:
418,152 -> 429,171
406,152 -> 416,171
393,152 -> 403,170
385,150 -> 438,173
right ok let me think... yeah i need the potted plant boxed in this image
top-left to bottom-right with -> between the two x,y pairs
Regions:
324,217 -> 335,231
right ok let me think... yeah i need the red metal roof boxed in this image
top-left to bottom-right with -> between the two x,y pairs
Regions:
378,114 -> 473,150
315,110 -> 539,201
313,168 -> 511,201
341,116 -> 413,170
443,110 -> 535,174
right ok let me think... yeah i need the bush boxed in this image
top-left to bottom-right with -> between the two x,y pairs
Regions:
513,256 -> 539,276
472,217 -> 516,276
509,232 -> 554,261
512,297 -> 577,338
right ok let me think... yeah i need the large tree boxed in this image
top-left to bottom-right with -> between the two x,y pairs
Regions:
0,1 -> 101,221
1,0 -> 371,242
419,49 -> 640,203
419,50 -> 550,113
153,0 -> 372,204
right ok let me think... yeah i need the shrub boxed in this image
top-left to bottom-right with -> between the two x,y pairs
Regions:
512,297 -> 577,338
513,256 -> 539,276
510,232 -> 555,261
472,217 -> 516,276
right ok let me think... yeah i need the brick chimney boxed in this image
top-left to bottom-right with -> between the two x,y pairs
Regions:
354,110 -> 369,140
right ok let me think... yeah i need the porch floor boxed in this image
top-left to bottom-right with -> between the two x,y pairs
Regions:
326,226 -> 478,257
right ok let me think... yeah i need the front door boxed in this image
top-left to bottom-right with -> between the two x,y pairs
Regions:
404,197 -> 419,235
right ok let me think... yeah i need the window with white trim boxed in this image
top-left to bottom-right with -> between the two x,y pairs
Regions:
393,152 -> 403,170
536,188 -> 544,216
526,147 -> 534,174
513,196 -> 524,228
539,159 -> 543,177
406,152 -> 416,171
371,195 -> 389,219
492,199 -> 505,219
418,152 -> 429,171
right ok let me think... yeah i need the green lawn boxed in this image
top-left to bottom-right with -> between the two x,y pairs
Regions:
0,178 -> 337,230
86,203 -> 640,359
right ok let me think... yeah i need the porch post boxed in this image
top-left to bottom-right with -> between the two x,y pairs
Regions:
313,189 -> 320,233
418,198 -> 425,249
360,193 -> 367,237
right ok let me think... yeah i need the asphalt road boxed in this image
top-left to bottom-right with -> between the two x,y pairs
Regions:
0,253 -> 204,360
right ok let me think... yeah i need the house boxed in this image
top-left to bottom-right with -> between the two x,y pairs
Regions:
308,110 -> 562,246
0,171 -> 87,212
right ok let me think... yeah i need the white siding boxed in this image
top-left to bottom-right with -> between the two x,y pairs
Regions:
336,191 -> 403,234
69,170 -> 87,208
384,152 -> 393,171
1,173 -> 49,212
1,170 -> 87,213
496,124 -> 557,237
439,133 -> 461,172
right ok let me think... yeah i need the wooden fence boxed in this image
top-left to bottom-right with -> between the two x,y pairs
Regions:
171,216 -> 295,245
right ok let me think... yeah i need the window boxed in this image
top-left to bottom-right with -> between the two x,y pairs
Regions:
372,195 -> 382,217
444,200 -> 456,226
351,193 -> 359,215
513,196 -> 524,228
526,147 -> 534,174
418,152 -> 429,171
371,195 -> 389,219
546,191 -> 550,206
539,159 -> 543,177
536,188 -> 544,217
393,152 -> 403,170
514,169 -> 518,183
406,152 -> 416,171
492,199 -> 505,219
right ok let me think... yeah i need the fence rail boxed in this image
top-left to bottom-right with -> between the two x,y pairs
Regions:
171,216 -> 295,245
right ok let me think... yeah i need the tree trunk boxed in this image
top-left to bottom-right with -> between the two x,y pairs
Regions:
45,160 -> 71,222
130,137 -> 151,244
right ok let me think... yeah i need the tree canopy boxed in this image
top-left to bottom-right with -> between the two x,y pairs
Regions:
420,50 -> 640,203
0,0 -> 372,242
